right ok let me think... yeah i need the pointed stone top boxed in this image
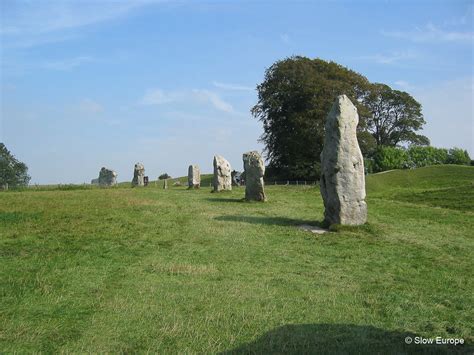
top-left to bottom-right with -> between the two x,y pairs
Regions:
328,94 -> 359,126
243,150 -> 261,158
337,94 -> 350,102
335,94 -> 357,111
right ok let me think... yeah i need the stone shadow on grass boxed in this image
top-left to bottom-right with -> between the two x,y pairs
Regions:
220,323 -> 471,354
205,198 -> 245,203
215,215 -> 323,227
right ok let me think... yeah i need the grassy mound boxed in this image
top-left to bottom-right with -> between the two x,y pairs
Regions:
367,165 -> 473,193
0,165 -> 472,353
367,165 -> 474,211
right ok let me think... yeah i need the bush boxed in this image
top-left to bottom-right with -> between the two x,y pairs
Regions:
372,146 -> 409,172
371,145 -> 471,173
407,146 -> 448,168
0,143 -> 31,188
264,162 -> 320,182
446,148 -> 471,165
364,158 -> 375,174
159,173 -> 171,180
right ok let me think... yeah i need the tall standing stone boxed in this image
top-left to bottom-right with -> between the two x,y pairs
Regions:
213,155 -> 232,192
243,151 -> 266,201
131,162 -> 145,187
188,165 -> 201,189
98,167 -> 117,187
320,95 -> 367,225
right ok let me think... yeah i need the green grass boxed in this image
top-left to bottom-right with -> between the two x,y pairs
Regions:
1,165 -> 473,353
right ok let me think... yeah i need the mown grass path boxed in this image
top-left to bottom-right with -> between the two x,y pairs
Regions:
1,166 -> 473,353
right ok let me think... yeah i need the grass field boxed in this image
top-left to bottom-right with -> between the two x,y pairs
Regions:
1,165 -> 473,353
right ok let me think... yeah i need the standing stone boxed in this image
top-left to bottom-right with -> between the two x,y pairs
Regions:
98,167 -> 117,187
213,155 -> 232,192
320,95 -> 367,225
188,165 -> 201,189
243,151 -> 266,201
163,179 -> 168,189
131,162 -> 145,187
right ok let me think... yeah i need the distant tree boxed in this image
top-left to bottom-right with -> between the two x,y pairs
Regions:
372,146 -> 409,172
446,148 -> 471,165
357,130 -> 378,157
0,143 -> 31,188
407,146 -> 448,168
158,173 -> 171,180
371,145 -> 471,172
363,83 -> 429,147
251,56 -> 371,180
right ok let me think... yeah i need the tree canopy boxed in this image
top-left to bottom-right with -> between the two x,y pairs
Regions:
363,83 -> 429,146
0,143 -> 31,188
251,56 -> 370,180
252,56 -> 429,180
159,173 -> 171,180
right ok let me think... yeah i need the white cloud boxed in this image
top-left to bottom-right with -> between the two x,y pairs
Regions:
212,81 -> 254,91
382,23 -> 473,43
140,88 -> 234,113
79,99 -> 104,114
1,0 -> 161,36
0,0 -> 163,48
280,33 -> 290,44
191,89 -> 233,113
443,16 -> 468,27
43,56 -> 94,71
357,51 -> 418,64
140,89 -> 175,105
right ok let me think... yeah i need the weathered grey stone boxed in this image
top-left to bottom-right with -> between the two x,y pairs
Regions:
98,167 -> 117,187
131,162 -> 145,187
188,165 -> 201,189
298,224 -> 328,234
163,179 -> 168,189
213,155 -> 232,192
243,151 -> 266,201
91,178 -> 99,186
320,95 -> 367,225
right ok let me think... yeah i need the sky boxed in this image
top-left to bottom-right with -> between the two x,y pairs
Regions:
1,0 -> 473,184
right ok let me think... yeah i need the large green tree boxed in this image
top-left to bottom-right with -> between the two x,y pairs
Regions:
363,83 -> 429,146
252,56 -> 430,180
251,56 -> 370,180
0,143 -> 31,188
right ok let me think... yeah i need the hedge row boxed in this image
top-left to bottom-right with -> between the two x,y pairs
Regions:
365,146 -> 471,173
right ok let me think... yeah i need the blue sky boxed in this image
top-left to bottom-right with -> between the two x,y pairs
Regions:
1,0 -> 472,184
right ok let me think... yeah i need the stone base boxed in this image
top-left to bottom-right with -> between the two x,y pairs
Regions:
324,201 -> 367,225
